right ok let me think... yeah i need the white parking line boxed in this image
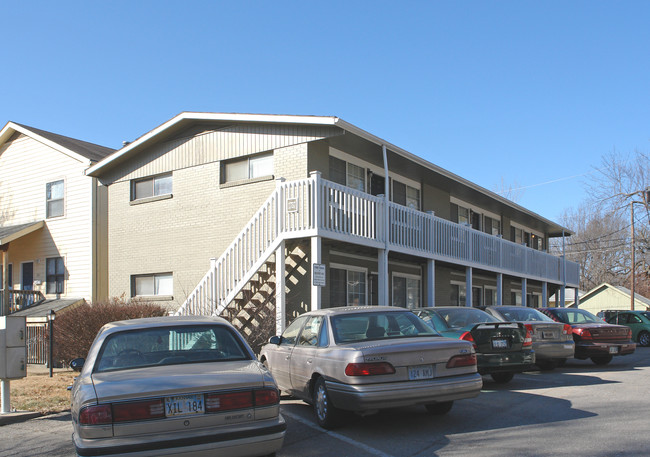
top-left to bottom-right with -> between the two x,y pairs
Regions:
281,410 -> 395,457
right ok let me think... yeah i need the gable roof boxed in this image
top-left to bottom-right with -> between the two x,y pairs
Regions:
85,112 -> 572,237
579,282 -> 650,309
0,122 -> 114,164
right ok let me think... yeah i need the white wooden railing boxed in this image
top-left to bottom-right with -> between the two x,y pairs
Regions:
177,173 -> 580,316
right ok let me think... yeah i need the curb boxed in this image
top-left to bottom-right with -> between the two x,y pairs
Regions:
0,411 -> 43,426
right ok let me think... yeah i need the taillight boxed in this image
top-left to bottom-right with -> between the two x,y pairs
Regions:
574,328 -> 592,340
205,391 -> 254,412
254,388 -> 280,407
626,328 -> 632,339
562,324 -> 572,335
345,362 -> 396,376
524,324 -> 534,335
112,399 -> 165,422
523,328 -> 533,347
446,353 -> 477,368
460,331 -> 477,349
79,404 -> 112,425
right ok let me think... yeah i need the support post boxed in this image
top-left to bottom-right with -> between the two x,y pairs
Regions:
574,287 -> 580,308
542,281 -> 548,307
426,259 -> 435,307
465,267 -> 472,307
1,380 -> 9,414
1,247 -> 9,316
522,278 -> 527,307
310,236 -> 321,311
275,241 -> 286,335
496,273 -> 503,306
378,249 -> 389,306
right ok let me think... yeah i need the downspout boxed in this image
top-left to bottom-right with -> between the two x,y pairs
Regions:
379,144 -> 390,306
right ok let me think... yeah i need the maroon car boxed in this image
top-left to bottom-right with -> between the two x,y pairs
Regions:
539,307 -> 635,365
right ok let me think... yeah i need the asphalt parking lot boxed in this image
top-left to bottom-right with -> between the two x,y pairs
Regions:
2,348 -> 649,457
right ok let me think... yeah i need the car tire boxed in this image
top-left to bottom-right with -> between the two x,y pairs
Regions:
425,401 -> 453,415
591,355 -> 613,365
490,372 -> 514,383
638,331 -> 650,347
313,377 -> 342,429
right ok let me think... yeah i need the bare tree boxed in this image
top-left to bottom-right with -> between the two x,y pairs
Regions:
493,177 -> 524,203
556,149 -> 650,295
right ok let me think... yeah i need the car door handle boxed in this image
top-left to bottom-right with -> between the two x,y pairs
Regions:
307,358 -> 312,364
285,355 -> 291,360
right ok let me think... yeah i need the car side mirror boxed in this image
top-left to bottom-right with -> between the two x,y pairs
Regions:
70,358 -> 85,372
269,336 -> 281,345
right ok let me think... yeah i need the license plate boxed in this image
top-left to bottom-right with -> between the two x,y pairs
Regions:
542,331 -> 554,339
165,394 -> 205,418
609,346 -> 619,354
408,364 -> 434,380
492,338 -> 508,349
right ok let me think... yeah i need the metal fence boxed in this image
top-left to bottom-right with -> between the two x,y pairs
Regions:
26,322 -> 48,365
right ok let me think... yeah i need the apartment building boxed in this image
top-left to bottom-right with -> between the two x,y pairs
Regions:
86,113 -> 579,332
0,122 -> 113,315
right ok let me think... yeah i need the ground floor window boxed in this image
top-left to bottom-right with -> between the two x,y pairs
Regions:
392,274 -> 421,309
450,282 -> 467,306
330,266 -> 367,306
511,291 -> 522,306
484,287 -> 497,306
46,257 -> 65,294
132,273 -> 173,297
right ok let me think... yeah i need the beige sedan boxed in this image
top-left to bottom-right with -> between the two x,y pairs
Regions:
259,306 -> 483,429
69,316 -> 285,457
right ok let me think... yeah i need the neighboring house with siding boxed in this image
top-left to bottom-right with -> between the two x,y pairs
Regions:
574,283 -> 650,315
86,112 -> 580,334
0,122 -> 113,315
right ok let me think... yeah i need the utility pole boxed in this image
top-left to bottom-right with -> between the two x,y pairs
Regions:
631,201 -> 635,311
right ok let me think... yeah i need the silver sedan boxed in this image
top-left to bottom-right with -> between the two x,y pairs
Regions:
259,306 -> 483,429
483,306 -> 575,369
69,316 -> 285,457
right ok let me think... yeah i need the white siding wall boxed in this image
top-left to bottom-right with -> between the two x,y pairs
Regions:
0,134 -> 96,301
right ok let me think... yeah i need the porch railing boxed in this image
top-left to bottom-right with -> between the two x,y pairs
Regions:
0,289 -> 45,314
177,173 -> 580,316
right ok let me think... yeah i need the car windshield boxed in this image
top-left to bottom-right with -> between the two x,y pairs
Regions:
550,309 -> 603,324
433,308 -> 500,328
497,308 -> 554,322
95,325 -> 250,372
330,311 -> 439,344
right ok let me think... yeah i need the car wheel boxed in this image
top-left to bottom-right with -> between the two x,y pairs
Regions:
591,355 -> 613,365
313,377 -> 341,429
536,360 -> 556,371
490,372 -> 514,384
638,331 -> 650,347
425,401 -> 453,415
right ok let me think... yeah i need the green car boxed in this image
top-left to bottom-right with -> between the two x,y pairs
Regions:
605,310 -> 650,347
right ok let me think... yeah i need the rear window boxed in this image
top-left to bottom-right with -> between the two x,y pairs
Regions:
331,311 -> 438,344
95,325 -> 250,372
498,308 -> 554,322
434,308 -> 499,328
550,309 -> 602,324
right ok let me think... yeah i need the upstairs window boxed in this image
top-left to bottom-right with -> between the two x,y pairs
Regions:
46,180 -> 64,218
393,181 -> 420,210
224,152 -> 273,183
329,156 -> 366,192
132,174 -> 172,201
46,257 -> 65,294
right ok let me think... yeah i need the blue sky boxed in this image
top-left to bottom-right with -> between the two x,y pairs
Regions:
2,1 -> 649,223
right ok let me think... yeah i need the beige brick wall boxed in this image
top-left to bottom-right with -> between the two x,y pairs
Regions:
107,143 -> 310,311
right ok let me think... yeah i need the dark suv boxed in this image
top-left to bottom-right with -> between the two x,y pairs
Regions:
539,307 -> 636,365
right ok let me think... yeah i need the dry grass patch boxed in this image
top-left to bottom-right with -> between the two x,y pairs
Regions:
10,370 -> 76,415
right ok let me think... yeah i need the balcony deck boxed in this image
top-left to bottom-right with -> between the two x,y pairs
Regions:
282,175 -> 579,287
